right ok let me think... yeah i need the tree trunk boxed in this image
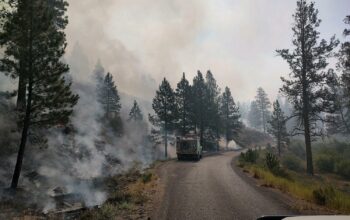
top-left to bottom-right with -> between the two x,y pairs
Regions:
303,113 -> 313,175
164,123 -> 168,159
16,74 -> 27,112
11,51 -> 33,190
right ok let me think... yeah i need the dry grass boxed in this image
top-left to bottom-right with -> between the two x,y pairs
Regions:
242,163 -> 350,214
80,168 -> 159,220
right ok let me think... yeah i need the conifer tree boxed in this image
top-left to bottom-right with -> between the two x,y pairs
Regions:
175,73 -> 192,135
0,0 -> 78,189
268,100 -> 289,156
128,100 -> 143,122
99,73 -> 121,119
219,87 -> 242,149
255,87 -> 271,133
205,70 -> 221,145
192,71 -> 207,145
277,0 -> 339,174
329,15 -> 350,135
149,78 -> 176,158
248,101 -> 262,129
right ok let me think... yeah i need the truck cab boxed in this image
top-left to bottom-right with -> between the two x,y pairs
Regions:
176,135 -> 202,160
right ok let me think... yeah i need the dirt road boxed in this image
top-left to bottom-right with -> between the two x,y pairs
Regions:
152,151 -> 296,220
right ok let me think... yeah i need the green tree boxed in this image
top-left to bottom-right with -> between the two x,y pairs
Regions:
268,100 -> 289,156
219,87 -> 242,149
149,78 -> 176,158
255,87 -> 271,133
192,71 -> 207,145
128,100 -> 143,122
248,101 -> 262,129
0,0 -> 78,189
205,70 -> 221,147
98,72 -> 121,119
175,73 -> 192,135
277,0 -> 339,175
329,15 -> 350,135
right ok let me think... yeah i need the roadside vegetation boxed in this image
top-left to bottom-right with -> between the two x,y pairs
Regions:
80,167 -> 158,220
238,141 -> 350,213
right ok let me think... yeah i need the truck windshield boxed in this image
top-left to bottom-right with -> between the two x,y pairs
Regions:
180,141 -> 196,149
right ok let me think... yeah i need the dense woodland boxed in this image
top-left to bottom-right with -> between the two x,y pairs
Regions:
0,0 -> 349,215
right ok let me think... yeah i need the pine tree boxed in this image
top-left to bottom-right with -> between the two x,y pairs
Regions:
255,87 -> 271,133
219,87 -> 242,149
329,15 -> 350,135
0,0 -> 78,189
149,78 -> 176,158
192,71 -> 207,145
205,70 -> 221,147
248,101 -> 262,129
277,0 -> 339,175
175,72 -> 192,135
94,59 -> 105,84
268,100 -> 289,156
128,100 -> 143,122
99,73 -> 121,119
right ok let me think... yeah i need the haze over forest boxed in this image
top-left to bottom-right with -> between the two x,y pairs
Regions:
62,0 -> 349,102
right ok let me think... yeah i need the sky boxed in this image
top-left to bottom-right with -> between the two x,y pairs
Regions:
65,0 -> 349,102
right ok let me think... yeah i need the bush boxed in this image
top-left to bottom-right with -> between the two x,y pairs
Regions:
282,155 -> 303,172
336,160 -> 350,179
265,152 -> 289,178
313,186 -> 335,206
239,149 -> 259,163
265,152 -> 279,171
315,154 -> 335,173
142,172 -> 152,183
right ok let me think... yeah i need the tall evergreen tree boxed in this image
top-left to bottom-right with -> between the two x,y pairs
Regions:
268,100 -> 289,156
277,0 -> 339,175
128,100 -> 143,122
205,70 -> 221,146
192,71 -> 207,145
175,72 -> 192,135
93,59 -> 105,84
219,87 -> 242,149
98,72 -> 121,119
149,78 -> 176,158
0,0 -> 78,189
248,101 -> 262,129
255,87 -> 271,133
328,15 -> 350,135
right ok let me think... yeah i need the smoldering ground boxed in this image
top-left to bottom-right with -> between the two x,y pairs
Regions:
0,54 -> 161,213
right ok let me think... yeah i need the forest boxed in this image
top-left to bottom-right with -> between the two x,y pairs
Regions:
0,0 -> 350,218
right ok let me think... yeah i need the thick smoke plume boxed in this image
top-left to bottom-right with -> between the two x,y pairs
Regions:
0,46 -> 159,212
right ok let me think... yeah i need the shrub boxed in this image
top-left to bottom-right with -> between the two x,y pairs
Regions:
315,154 -> 335,173
336,160 -> 350,179
265,152 -> 279,171
313,186 -> 335,206
282,155 -> 303,172
265,152 -> 289,178
142,172 -> 152,183
239,149 -> 259,163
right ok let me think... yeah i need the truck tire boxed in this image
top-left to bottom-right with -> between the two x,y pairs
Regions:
177,154 -> 182,161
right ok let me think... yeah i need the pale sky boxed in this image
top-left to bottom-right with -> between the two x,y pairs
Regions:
66,0 -> 349,102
